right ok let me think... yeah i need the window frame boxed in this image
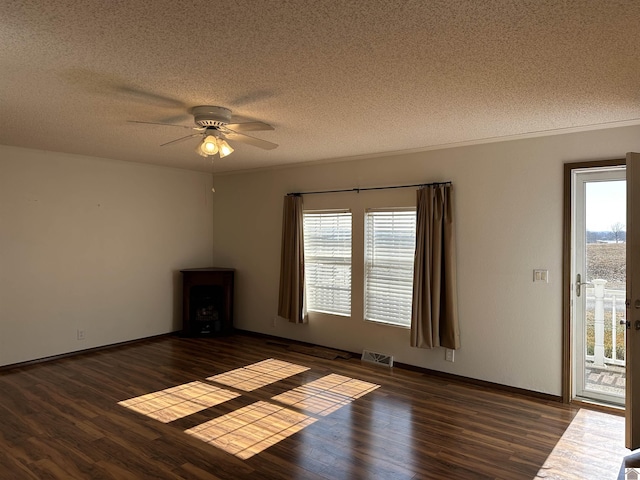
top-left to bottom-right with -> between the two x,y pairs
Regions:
302,209 -> 353,317
363,207 -> 417,328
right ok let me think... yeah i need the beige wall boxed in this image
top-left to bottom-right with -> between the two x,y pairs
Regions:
0,145 -> 214,366
2,125 -> 638,393
211,125 -> 640,396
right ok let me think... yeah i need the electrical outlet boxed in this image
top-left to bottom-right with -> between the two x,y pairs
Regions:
77,329 -> 86,340
445,348 -> 454,362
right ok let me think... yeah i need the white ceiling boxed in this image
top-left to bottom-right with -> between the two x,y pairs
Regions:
1,0 -> 639,173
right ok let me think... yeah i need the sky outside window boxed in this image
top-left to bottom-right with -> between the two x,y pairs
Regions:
586,180 -> 626,232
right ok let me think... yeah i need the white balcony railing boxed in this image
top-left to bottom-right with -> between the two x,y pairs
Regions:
585,280 -> 626,367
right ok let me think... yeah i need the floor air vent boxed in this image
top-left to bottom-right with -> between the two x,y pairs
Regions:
361,350 -> 394,367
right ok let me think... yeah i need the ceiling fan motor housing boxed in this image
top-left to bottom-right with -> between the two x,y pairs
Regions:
192,106 -> 232,128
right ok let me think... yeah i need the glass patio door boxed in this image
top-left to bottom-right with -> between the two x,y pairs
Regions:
572,166 -> 626,406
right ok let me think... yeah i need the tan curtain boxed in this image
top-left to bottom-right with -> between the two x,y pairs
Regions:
278,195 -> 307,323
410,184 -> 460,349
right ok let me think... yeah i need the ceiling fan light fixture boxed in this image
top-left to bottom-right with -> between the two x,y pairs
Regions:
131,105 -> 278,156
218,139 -> 234,158
199,135 -> 219,156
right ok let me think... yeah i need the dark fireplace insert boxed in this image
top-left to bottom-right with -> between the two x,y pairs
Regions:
181,268 -> 234,337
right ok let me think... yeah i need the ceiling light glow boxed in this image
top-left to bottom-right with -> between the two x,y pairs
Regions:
218,140 -> 234,158
201,135 -> 219,155
196,133 -> 235,158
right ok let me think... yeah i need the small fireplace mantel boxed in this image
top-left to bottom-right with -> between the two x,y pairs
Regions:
180,267 -> 234,337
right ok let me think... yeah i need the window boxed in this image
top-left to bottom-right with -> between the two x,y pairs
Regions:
364,209 -> 416,327
303,210 -> 352,316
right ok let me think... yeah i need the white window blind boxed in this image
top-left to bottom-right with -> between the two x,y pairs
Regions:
365,209 -> 416,327
303,210 -> 352,316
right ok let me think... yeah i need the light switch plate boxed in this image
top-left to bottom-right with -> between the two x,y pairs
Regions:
533,269 -> 549,283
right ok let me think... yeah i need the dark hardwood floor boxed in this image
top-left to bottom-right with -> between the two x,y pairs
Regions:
0,334 -> 626,479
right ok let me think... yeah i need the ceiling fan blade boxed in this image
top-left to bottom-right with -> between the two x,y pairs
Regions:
225,121 -> 274,132
116,86 -> 187,109
62,68 -> 188,109
224,130 -> 278,150
128,120 -> 198,130
229,90 -> 275,108
160,133 -> 202,147
158,114 -> 192,124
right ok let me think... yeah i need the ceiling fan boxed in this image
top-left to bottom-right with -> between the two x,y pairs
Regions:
129,106 -> 278,158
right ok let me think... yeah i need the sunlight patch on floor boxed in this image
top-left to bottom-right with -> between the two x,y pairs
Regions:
206,358 -> 309,391
118,381 -> 240,423
185,400 -> 316,459
272,373 -> 380,416
118,359 -> 380,460
535,409 -> 628,480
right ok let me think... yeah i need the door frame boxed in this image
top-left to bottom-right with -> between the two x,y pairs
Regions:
562,158 -> 626,403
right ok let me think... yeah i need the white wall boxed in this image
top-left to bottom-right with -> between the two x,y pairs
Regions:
0,145 -> 214,366
211,125 -> 640,396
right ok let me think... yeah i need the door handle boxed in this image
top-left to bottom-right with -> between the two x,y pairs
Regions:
626,320 -> 640,330
576,274 -> 592,297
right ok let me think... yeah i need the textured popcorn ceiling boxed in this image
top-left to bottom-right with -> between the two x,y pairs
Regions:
1,0 -> 639,173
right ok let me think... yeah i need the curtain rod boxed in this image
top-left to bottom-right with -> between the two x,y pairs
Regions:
288,181 -> 451,196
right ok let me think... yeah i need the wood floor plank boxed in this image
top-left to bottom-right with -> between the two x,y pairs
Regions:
0,333 -> 627,479
173,462 -> 223,480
